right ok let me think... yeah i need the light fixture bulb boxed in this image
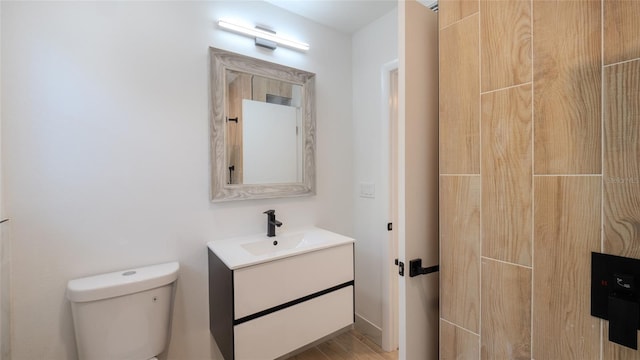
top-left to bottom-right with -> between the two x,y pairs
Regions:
217,20 -> 310,51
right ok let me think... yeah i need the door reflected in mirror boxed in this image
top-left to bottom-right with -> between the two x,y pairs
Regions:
209,47 -> 315,202
225,70 -> 303,185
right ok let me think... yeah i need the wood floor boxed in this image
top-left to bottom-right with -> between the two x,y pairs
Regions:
284,330 -> 399,360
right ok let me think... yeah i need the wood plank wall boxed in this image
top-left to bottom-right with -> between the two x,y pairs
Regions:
439,0 -> 640,358
226,72 -> 252,184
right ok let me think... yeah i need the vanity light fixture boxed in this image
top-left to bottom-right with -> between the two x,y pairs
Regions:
217,19 -> 310,52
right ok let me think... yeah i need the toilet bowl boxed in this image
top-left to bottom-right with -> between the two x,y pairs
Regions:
66,262 -> 179,360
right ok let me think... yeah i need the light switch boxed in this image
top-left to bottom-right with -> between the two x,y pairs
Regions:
359,182 -> 375,199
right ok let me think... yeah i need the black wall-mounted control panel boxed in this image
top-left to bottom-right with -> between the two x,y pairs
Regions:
591,252 -> 640,350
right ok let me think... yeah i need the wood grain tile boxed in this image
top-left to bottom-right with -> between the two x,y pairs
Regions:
481,258 -> 531,360
286,347 -> 329,360
440,176 -> 480,333
533,176 -> 601,359
604,60 -> 640,257
226,72 -> 252,184
316,339 -> 351,360
480,0 -> 531,92
331,331 -> 385,359
440,320 -> 479,360
533,0 -> 601,174
440,14 -> 480,174
481,84 -> 532,266
604,181 -> 640,257
252,76 -> 293,103
350,330 -> 398,360
282,330 -> 396,360
604,0 -> 640,65
439,0 -> 478,30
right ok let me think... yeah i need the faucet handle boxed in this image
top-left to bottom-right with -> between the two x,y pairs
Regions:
263,209 -> 275,215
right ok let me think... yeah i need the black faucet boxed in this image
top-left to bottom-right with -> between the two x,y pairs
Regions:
263,210 -> 283,237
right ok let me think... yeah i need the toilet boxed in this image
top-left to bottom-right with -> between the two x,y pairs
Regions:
66,262 -> 179,360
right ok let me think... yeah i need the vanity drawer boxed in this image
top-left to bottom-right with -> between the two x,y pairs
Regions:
234,285 -> 353,360
233,243 -> 353,319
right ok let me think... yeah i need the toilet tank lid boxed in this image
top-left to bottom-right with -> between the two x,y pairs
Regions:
66,262 -> 179,303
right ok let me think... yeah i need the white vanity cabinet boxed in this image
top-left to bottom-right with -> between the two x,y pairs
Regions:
208,242 -> 354,360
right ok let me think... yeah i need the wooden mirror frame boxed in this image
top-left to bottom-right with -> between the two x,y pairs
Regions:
209,47 -> 316,202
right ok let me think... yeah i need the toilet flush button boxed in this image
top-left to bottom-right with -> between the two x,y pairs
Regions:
122,271 -> 137,276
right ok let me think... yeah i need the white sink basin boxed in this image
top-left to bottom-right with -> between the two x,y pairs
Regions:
208,227 -> 355,269
241,233 -> 305,256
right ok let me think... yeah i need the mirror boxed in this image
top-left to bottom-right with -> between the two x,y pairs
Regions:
225,71 -> 303,185
210,47 -> 316,201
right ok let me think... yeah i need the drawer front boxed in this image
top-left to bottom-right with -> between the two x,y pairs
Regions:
234,243 -> 353,319
234,285 -> 354,360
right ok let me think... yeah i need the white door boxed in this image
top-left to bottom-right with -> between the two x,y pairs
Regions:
242,99 -> 299,184
397,1 -> 439,359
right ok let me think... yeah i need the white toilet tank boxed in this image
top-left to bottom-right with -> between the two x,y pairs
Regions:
66,262 -> 179,360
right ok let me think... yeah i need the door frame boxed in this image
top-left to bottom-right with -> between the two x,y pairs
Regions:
380,59 -> 399,352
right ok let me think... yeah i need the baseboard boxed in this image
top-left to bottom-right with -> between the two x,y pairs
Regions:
354,313 -> 383,348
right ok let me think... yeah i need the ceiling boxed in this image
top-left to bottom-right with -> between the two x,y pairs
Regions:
264,0 -> 398,34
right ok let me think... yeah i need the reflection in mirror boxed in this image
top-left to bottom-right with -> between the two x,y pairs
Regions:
225,71 -> 303,185
210,47 -> 316,202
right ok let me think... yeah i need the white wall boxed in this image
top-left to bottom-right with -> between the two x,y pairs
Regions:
352,8 -> 398,339
0,2 -> 353,359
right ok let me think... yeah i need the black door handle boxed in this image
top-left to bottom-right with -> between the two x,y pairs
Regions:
409,258 -> 439,277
